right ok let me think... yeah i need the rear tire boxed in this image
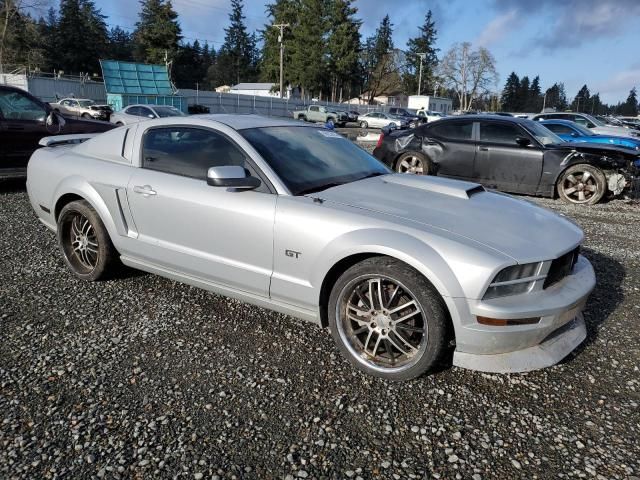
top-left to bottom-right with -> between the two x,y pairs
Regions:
395,151 -> 430,175
328,257 -> 448,381
81,113 -> 91,119
556,164 -> 606,205
298,115 -> 307,122
57,200 -> 118,281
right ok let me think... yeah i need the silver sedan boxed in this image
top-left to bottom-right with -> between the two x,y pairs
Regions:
27,115 -> 595,380
358,112 -> 408,129
109,104 -> 186,126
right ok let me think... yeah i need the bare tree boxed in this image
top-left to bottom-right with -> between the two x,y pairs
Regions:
363,48 -> 404,104
438,42 -> 498,111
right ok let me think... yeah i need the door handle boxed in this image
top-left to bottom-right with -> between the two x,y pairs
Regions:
479,147 -> 489,151
133,185 -> 156,196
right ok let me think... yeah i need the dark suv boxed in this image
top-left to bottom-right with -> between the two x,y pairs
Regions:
0,86 -> 114,179
388,107 -> 423,128
373,115 -> 639,205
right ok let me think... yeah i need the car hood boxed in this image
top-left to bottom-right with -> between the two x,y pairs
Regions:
316,174 -> 583,263
592,125 -> 638,137
559,141 -> 640,159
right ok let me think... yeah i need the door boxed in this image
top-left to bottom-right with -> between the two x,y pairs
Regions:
126,125 -> 277,297
0,89 -> 49,171
475,121 -> 543,194
308,105 -> 321,122
423,120 -> 477,179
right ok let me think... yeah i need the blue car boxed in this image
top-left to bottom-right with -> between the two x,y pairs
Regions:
541,119 -> 640,151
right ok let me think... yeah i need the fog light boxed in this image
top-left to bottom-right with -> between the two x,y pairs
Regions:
477,316 -> 540,326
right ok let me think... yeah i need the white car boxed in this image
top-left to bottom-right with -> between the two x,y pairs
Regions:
358,112 -> 408,129
532,113 -> 640,139
110,104 -> 186,126
416,110 -> 445,122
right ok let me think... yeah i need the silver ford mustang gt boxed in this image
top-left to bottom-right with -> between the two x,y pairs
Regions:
26,115 -> 596,380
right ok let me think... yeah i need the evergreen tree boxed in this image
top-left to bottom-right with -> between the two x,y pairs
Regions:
108,26 -> 134,61
620,87 -> 638,116
327,0 -> 361,102
516,76 -> 530,112
214,0 -> 259,86
527,75 -> 542,112
404,10 -> 438,95
572,84 -> 590,112
289,0 -> 327,98
500,72 -> 519,111
35,8 -> 59,71
544,82 -> 568,111
259,0 -> 298,85
362,15 -> 402,103
133,0 -> 181,65
56,0 -> 108,74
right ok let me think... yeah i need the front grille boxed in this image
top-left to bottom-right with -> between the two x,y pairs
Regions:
544,247 -> 580,289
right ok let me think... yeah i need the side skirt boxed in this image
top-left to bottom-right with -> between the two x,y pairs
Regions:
120,255 -> 321,325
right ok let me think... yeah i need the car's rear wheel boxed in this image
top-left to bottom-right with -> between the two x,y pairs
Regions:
115,121 -> 124,126
557,164 -> 606,205
360,120 -> 368,128
57,200 -> 117,281
395,151 -> 430,175
298,115 -> 307,121
328,257 -> 448,380
389,122 -> 397,129
81,113 -> 91,119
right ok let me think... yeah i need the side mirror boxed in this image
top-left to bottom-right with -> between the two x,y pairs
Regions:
46,111 -> 66,132
148,114 -> 155,119
206,166 -> 261,190
515,136 -> 531,147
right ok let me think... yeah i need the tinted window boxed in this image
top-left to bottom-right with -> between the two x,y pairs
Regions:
153,106 -> 185,118
139,107 -> 154,118
479,122 -> 522,145
545,123 -> 574,135
428,121 -> 473,140
142,127 -> 247,180
0,90 -> 46,121
126,106 -> 142,116
241,126 -> 390,195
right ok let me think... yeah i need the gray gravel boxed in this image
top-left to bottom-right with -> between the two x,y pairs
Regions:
1,179 -> 639,479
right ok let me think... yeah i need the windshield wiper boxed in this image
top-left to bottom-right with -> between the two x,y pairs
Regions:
297,182 -> 345,196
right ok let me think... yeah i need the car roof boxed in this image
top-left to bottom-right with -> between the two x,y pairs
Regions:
539,119 -> 576,126
437,114 -> 532,124
193,114 -> 314,130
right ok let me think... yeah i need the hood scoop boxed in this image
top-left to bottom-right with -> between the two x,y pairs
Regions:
382,174 -> 485,199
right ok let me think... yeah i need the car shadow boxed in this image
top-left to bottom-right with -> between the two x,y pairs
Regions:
0,178 -> 27,193
561,246 -> 625,363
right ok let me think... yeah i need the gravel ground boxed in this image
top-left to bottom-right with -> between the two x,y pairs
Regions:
1,178 -> 639,480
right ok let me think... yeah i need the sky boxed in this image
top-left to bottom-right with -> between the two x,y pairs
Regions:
35,0 -> 640,104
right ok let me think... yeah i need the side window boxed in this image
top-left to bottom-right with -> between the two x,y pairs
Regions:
140,107 -> 154,118
142,127 -> 248,181
0,90 -> 46,121
309,106 -> 318,112
428,121 -> 474,141
573,116 -> 588,127
546,124 -> 573,135
70,100 -> 78,107
127,106 -> 142,116
479,122 -> 522,145
61,100 -> 71,106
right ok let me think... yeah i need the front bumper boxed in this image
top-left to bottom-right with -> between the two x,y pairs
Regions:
451,255 -> 595,373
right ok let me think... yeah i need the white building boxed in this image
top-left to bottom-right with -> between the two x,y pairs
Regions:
229,82 -> 283,98
407,95 -> 453,114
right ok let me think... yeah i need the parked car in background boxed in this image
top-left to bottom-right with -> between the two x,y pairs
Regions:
347,110 -> 360,123
595,115 -> 624,127
541,119 -> 640,150
388,107 -> 423,128
416,109 -> 445,122
0,86 -> 114,179
188,104 -> 211,114
49,98 -> 112,121
27,114 -> 596,379
532,112 -> 640,138
358,112 -> 408,129
373,115 -> 638,205
292,105 -> 348,126
109,104 -> 186,126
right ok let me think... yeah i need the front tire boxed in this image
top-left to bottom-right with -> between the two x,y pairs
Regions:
81,113 -> 91,119
57,200 -> 118,281
359,120 -> 368,129
395,151 -> 430,175
557,164 -> 606,205
328,257 -> 448,380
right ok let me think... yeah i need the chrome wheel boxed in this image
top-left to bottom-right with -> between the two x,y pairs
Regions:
63,213 -> 99,272
561,170 -> 598,203
397,155 -> 425,174
336,276 -> 427,372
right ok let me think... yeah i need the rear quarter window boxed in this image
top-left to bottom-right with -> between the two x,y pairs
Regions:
427,121 -> 474,141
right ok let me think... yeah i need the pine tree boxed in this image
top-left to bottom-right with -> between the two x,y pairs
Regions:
620,87 -> 638,116
259,0 -> 298,85
526,75 -> 542,112
404,10 -> 438,95
516,76 -> 530,112
133,0 -> 181,65
572,84 -> 590,112
289,0 -> 327,98
362,15 -> 402,103
214,0 -> 259,86
327,0 -> 361,102
108,26 -> 134,61
500,72 -> 519,111
56,0 -> 108,74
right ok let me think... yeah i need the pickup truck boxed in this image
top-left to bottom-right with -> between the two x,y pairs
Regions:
292,105 -> 348,126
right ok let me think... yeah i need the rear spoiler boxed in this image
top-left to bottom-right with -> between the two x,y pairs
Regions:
38,134 -> 97,147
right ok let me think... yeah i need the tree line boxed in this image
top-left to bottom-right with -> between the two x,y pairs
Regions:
501,71 -> 638,116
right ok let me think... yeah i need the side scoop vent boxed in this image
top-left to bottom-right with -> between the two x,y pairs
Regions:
384,174 -> 486,200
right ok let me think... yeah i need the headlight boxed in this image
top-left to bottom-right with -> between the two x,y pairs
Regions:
483,262 -> 546,299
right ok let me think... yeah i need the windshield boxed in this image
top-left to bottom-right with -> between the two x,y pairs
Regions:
241,126 -> 390,195
570,123 -> 596,136
522,120 -> 564,146
78,100 -> 95,107
154,106 -> 185,117
581,113 -> 605,127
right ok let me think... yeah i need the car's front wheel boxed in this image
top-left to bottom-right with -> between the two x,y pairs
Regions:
557,164 -> 606,205
81,113 -> 91,119
328,257 -> 448,380
57,200 -> 118,281
395,151 -> 430,175
359,120 -> 368,128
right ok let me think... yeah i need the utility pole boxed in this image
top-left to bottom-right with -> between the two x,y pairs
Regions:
416,53 -> 426,95
273,23 -> 290,99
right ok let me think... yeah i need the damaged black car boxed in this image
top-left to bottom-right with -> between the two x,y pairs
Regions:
373,115 -> 640,205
